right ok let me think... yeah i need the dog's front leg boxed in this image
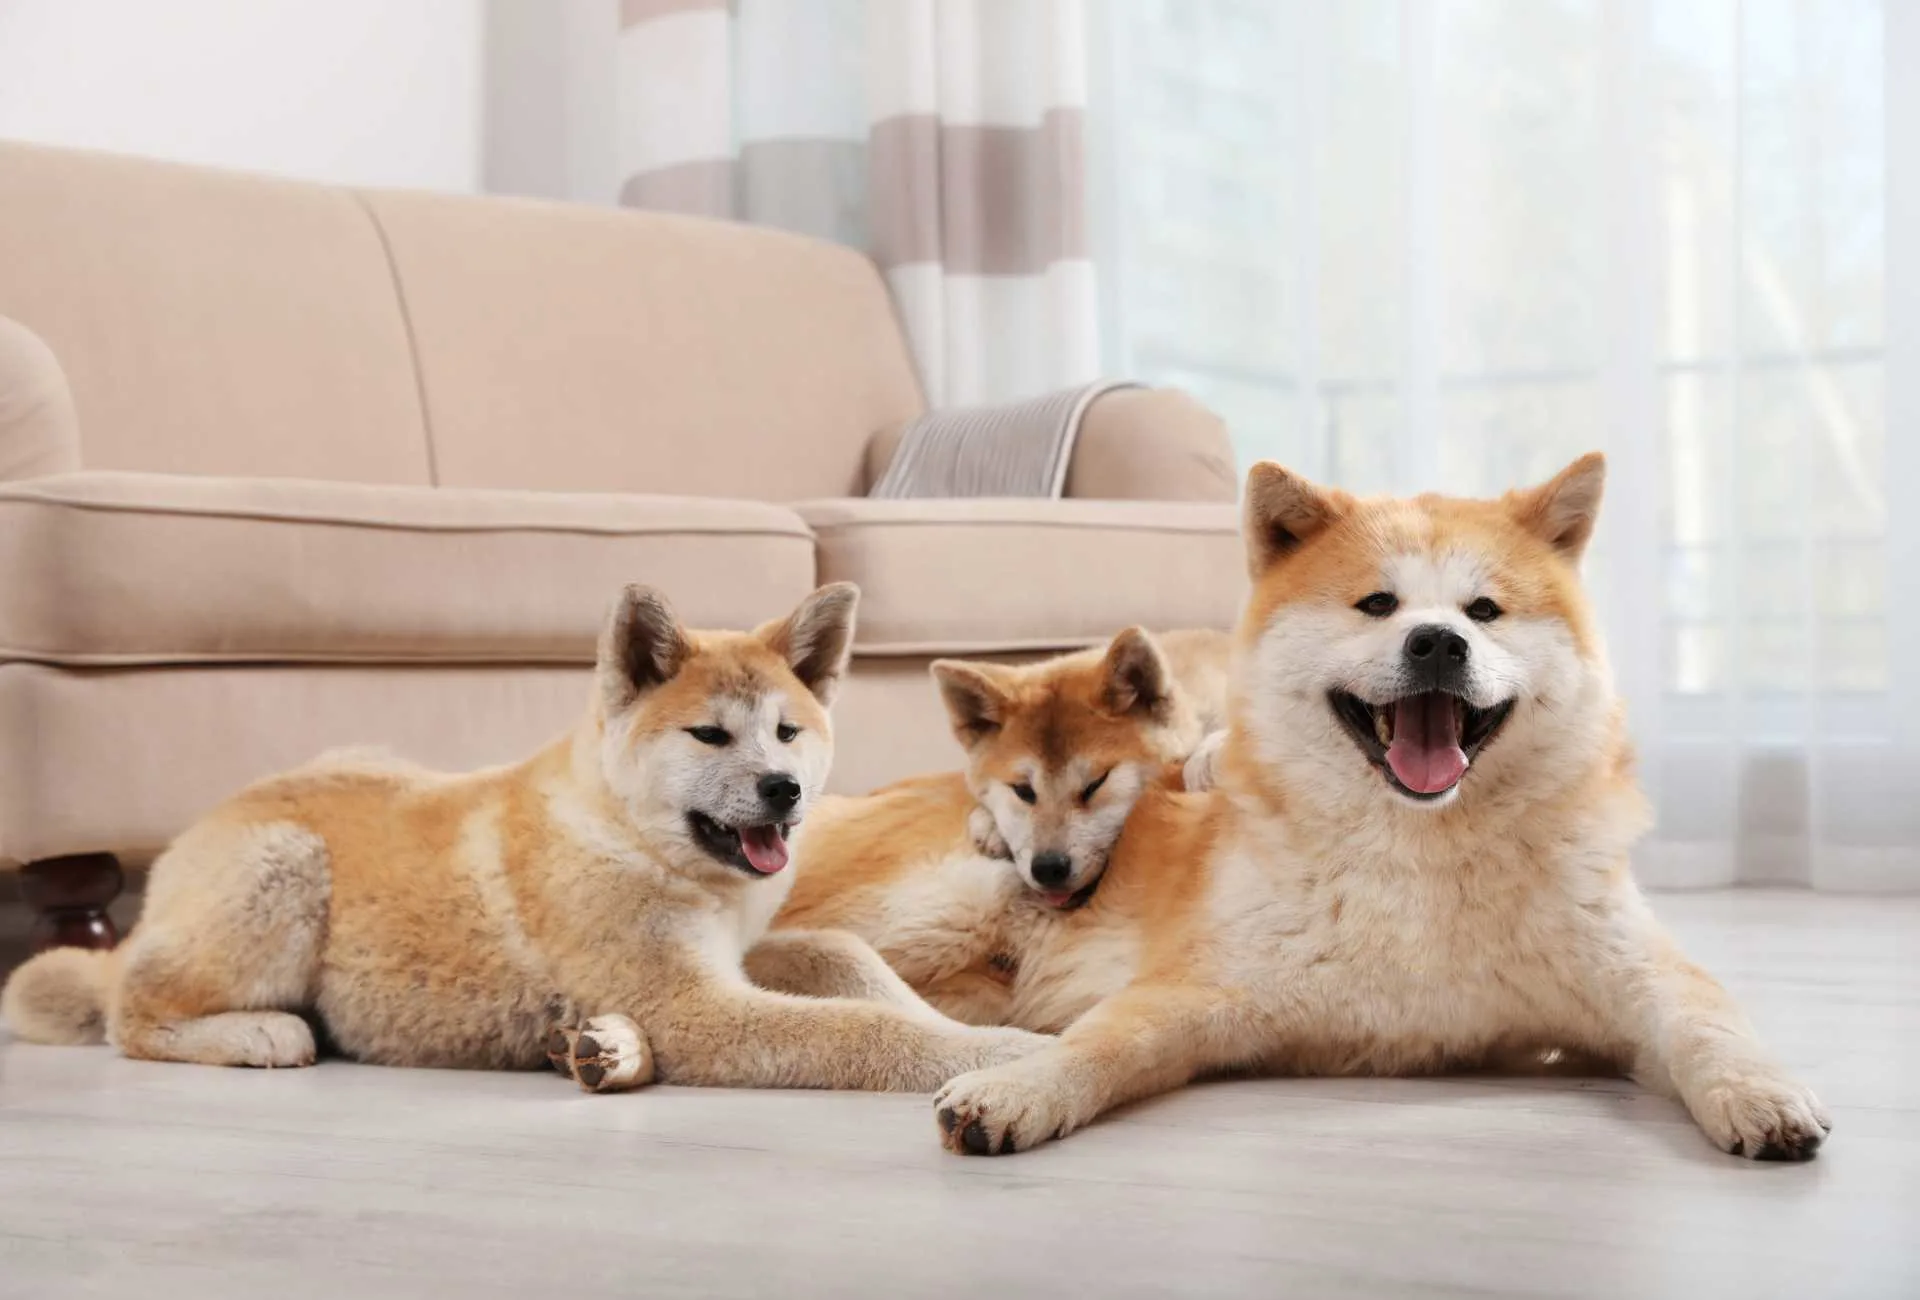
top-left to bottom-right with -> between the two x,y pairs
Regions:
645,982 -> 1050,1092
743,929 -> 948,1020
1596,912 -> 1830,1160
931,981 -> 1240,1155
966,804 -> 1012,860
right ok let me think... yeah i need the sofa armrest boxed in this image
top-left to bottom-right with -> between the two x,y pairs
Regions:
0,316 -> 81,481
862,384 -> 1235,503
1061,386 -> 1234,502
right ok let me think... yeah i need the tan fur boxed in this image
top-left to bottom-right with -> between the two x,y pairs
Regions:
774,628 -> 1226,1029
1153,628 -> 1234,734
1,584 -> 1047,1091
882,457 -> 1828,1161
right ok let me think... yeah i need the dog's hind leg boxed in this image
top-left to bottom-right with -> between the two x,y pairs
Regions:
112,821 -> 331,1069
744,929 -> 947,1019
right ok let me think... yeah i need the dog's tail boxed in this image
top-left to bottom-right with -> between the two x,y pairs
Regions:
1,944 -> 121,1044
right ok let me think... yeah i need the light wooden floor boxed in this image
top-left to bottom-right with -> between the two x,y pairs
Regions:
2,890 -> 1915,1300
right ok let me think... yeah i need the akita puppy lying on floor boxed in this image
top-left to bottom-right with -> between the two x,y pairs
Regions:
776,626 -> 1227,1028
1,583 -> 1046,1091
913,455 -> 1828,1160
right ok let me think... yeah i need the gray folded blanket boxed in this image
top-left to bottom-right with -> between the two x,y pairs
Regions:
868,379 -> 1139,498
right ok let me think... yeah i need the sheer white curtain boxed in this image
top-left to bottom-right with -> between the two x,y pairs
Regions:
610,0 -> 1100,407
1092,0 -> 1915,891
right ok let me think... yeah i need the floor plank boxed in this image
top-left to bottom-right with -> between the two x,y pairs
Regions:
2,890 -> 1915,1299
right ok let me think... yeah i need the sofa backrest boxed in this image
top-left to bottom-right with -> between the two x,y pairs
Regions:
0,141 -> 431,483
0,141 -> 926,498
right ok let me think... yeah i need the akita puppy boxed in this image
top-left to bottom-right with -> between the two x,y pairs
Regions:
939,626 -> 1229,904
775,627 -> 1225,1027
1,583 -> 1046,1091
926,455 -> 1832,1160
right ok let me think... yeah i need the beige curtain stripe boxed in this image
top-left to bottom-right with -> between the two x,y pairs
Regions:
619,159 -> 734,217
868,108 -> 1087,274
619,0 -> 727,29
737,139 -> 869,248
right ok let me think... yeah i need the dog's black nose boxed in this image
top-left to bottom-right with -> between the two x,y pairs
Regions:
1030,852 -> 1073,888
757,772 -> 801,811
1403,623 -> 1470,692
1404,624 -> 1469,665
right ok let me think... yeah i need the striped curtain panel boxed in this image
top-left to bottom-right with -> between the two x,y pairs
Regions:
615,0 -> 1099,408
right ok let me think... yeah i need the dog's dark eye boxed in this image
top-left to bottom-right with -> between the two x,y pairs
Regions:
685,725 -> 731,746
1355,592 -> 1399,618
775,722 -> 799,743
1080,772 -> 1109,804
1465,597 -> 1503,623
1011,782 -> 1037,804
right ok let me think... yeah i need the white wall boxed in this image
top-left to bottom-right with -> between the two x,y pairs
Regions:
0,0 -> 485,191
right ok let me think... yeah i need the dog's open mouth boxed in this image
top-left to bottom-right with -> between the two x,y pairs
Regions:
1329,690 -> 1515,801
1035,874 -> 1103,913
687,811 -> 792,875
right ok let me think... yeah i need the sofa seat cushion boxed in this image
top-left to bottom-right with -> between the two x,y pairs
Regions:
0,472 -> 816,665
795,498 -> 1245,655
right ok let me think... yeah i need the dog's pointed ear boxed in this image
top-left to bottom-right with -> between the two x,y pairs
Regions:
1244,462 -> 1346,578
931,660 -> 1012,749
1098,627 -> 1174,719
757,582 -> 859,706
599,585 -> 689,715
1509,452 -> 1606,561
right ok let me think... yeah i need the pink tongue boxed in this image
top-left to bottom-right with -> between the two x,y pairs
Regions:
1385,694 -> 1469,795
738,825 -> 789,874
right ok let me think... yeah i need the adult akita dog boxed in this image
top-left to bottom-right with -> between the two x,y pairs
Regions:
923,454 -> 1830,1160
775,626 -> 1227,1028
1,583 -> 1046,1091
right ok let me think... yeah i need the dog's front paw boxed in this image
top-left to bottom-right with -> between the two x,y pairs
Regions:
934,1061 -> 1070,1156
1181,730 -> 1228,794
1692,1071 -> 1831,1161
241,1014 -> 317,1068
547,1014 -> 654,1094
968,805 -> 1012,861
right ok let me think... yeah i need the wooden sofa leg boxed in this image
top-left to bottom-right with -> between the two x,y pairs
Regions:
19,854 -> 123,953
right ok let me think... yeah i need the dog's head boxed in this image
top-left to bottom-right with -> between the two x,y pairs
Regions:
932,629 -> 1202,907
1233,453 -> 1613,817
591,583 -> 857,881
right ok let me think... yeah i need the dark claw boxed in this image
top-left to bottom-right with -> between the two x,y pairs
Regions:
938,1107 -> 959,1135
1754,1131 -> 1823,1162
961,1120 -> 993,1155
576,1061 -> 606,1090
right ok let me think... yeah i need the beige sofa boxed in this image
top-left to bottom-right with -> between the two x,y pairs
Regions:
0,140 -> 1243,944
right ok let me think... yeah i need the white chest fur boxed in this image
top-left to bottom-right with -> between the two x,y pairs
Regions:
1204,815 -> 1631,1066
735,868 -> 797,954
